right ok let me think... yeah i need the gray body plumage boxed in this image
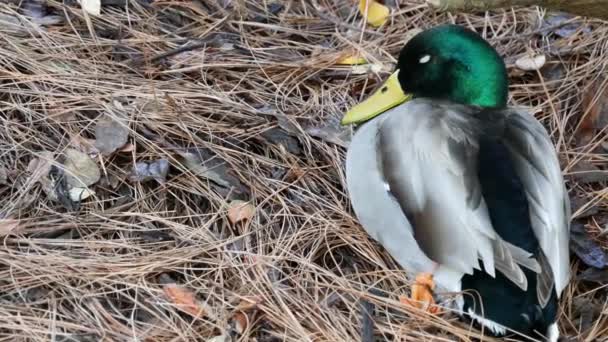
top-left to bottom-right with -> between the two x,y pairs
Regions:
345,99 -> 570,303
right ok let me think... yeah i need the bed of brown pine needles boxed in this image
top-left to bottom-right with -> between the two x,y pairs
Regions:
1,0 -> 607,341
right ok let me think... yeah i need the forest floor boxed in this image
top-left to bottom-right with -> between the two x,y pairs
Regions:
0,0 -> 607,341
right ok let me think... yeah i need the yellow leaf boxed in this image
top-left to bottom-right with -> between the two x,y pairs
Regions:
358,0 -> 389,27
336,54 -> 367,65
227,200 -> 255,224
162,283 -> 206,317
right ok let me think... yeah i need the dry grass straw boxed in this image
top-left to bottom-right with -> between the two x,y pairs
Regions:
0,0 -> 607,341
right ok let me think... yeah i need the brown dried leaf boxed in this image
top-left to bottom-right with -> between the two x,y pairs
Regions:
232,311 -> 248,334
27,151 -> 54,184
578,79 -> 608,145
94,115 -> 129,156
227,200 -> 255,225
162,283 -> 206,317
234,296 -> 264,311
0,217 -> 23,237
63,149 -> 101,188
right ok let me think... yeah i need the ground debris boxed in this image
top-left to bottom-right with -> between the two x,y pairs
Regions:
227,200 -> 255,225
570,222 -> 608,269
306,118 -> 352,148
0,216 -> 23,237
129,159 -> 169,184
63,148 -> 101,188
160,274 -> 209,318
0,165 -> 7,185
176,147 -> 248,197
577,77 -> 608,146
94,114 -> 129,156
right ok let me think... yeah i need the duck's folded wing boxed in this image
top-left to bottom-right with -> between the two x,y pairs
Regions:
346,115 -> 436,275
502,109 -> 571,298
378,100 -> 539,290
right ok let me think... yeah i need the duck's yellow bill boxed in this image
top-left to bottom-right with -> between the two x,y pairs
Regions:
341,71 -> 412,125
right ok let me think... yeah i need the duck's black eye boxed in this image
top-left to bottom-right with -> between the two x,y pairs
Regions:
380,86 -> 389,93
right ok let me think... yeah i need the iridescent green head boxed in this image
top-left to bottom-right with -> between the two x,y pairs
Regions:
397,24 -> 508,108
342,25 -> 509,125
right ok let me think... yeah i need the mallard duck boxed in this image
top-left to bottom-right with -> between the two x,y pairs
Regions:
342,25 -> 570,341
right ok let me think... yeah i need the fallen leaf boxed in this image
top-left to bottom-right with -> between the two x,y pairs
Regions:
227,200 -> 255,225
0,166 -> 7,185
261,128 -> 302,155
570,196 -> 599,219
232,311 -> 248,334
63,148 -> 101,188
68,187 -> 95,202
336,54 -> 367,65
177,148 -> 247,196
306,120 -> 352,148
568,160 -> 608,184
79,0 -> 101,16
570,222 -> 608,268
0,217 -> 22,237
571,297 -> 602,333
360,296 -> 375,342
577,267 -> 608,283
162,281 -> 206,317
128,159 -> 169,184
577,78 -> 608,145
234,296 -> 264,311
118,143 -> 135,152
94,115 -> 129,155
541,12 -> 591,38
21,0 -> 64,26
358,0 -> 389,27
27,151 -> 54,184
515,54 -> 546,71
206,335 -> 229,342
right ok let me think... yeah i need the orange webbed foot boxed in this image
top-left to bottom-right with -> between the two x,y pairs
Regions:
399,273 -> 443,314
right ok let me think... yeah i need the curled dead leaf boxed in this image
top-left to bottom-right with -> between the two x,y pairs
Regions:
27,151 -> 54,184
162,282 -> 206,317
80,0 -> 101,16
227,200 -> 255,225
578,78 -> 608,146
232,311 -> 248,335
358,0 -> 389,27
515,54 -> 546,71
234,296 -> 264,311
129,159 -> 169,184
63,148 -> 100,188
94,115 -> 129,156
68,187 -> 95,202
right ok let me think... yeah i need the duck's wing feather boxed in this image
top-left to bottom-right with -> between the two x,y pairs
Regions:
345,114 -> 437,276
377,99 -> 539,291
502,109 -> 571,298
